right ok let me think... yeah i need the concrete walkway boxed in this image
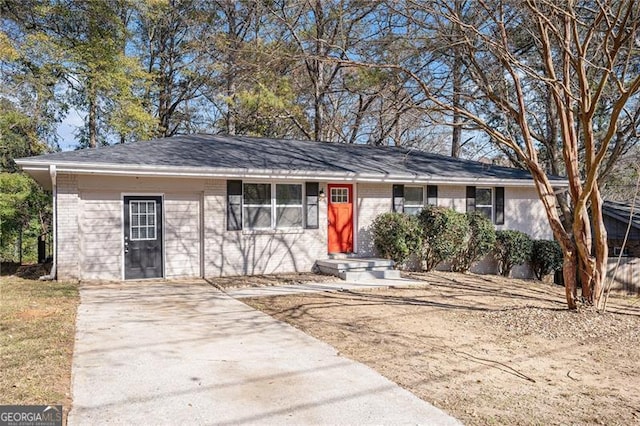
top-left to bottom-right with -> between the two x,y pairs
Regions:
224,277 -> 427,298
69,280 -> 459,425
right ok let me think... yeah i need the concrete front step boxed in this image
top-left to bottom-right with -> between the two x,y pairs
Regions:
342,270 -> 401,281
315,258 -> 398,281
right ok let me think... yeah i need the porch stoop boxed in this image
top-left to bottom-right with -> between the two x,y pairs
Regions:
315,258 -> 401,281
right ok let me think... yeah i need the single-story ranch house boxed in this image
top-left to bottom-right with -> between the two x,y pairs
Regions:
16,134 -> 566,281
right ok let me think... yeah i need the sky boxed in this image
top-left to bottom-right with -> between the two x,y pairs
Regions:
56,109 -> 83,151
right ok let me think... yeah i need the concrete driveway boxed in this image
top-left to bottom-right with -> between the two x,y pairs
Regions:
69,280 -> 459,425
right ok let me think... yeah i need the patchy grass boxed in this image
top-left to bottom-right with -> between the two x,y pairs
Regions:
246,271 -> 640,425
0,276 -> 78,420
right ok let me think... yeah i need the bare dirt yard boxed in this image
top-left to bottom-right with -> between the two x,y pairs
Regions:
243,272 -> 640,425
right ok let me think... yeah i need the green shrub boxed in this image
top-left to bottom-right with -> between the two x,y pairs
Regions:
418,206 -> 470,271
452,211 -> 496,272
371,212 -> 422,268
531,239 -> 563,280
494,230 -> 533,276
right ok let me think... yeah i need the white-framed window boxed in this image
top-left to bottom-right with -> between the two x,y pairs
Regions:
276,184 -> 303,228
404,186 -> 424,215
243,182 -> 304,230
243,183 -> 272,229
475,187 -> 493,221
330,187 -> 349,203
613,246 -> 629,257
130,200 -> 157,240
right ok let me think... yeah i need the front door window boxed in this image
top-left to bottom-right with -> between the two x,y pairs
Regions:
130,200 -> 157,240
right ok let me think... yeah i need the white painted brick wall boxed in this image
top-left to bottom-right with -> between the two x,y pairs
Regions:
356,183 -> 392,256
164,193 -> 201,278
203,180 -> 328,277
437,185 -> 467,211
501,187 -> 553,239
78,191 -> 121,280
71,176 -> 204,281
54,174 -> 555,280
56,174 -> 80,280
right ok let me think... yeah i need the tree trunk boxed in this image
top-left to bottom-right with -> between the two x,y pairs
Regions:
563,249 -> 578,310
18,226 -> 23,265
225,5 -> 237,136
590,184 -> 608,308
88,82 -> 98,148
313,60 -> 324,141
451,26 -> 463,157
226,79 -> 236,135
313,0 -> 324,141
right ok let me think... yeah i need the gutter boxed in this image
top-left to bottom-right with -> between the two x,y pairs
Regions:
39,165 -> 56,281
15,160 -> 570,188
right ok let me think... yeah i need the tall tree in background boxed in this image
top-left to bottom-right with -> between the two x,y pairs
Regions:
135,0 -> 208,137
207,0 -> 263,135
2,0 -> 157,147
270,0 -> 385,142
0,1 -> 62,156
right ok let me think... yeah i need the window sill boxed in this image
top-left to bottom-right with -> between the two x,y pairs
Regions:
241,228 -> 306,236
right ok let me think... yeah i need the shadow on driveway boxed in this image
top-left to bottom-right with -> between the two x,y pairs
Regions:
69,280 -> 460,425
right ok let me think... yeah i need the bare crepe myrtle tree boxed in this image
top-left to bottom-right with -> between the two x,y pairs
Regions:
339,0 -> 640,309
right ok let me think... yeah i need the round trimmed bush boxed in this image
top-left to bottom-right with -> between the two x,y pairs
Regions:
371,212 -> 422,268
494,230 -> 533,277
531,239 -> 563,280
418,206 -> 470,271
452,211 -> 496,272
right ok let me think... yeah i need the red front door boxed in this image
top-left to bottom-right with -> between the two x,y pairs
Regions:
328,184 -> 353,253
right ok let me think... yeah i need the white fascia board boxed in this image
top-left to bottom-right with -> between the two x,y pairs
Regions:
16,161 -> 357,180
353,173 -> 569,187
15,160 -> 569,187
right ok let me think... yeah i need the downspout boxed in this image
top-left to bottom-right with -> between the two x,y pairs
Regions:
39,165 -> 57,281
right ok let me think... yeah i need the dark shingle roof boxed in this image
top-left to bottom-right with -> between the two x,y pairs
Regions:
603,201 -> 640,230
17,134 -> 558,182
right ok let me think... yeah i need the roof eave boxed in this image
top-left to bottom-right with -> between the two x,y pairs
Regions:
16,160 -> 569,187
603,210 -> 640,230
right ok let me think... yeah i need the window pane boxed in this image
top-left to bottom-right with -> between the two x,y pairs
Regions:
147,202 -> 155,214
405,187 -> 423,205
306,202 -> 318,228
132,215 -> 139,226
148,214 -> 155,226
244,206 -> 272,228
140,215 -> 147,226
131,203 -> 139,214
139,202 -> 147,214
148,227 -> 156,240
244,183 -> 271,204
476,188 -> 492,206
139,227 -> 147,239
331,188 -> 349,204
132,227 -> 139,239
477,206 -> 492,219
404,206 -> 422,216
276,206 -> 303,228
276,184 -> 302,205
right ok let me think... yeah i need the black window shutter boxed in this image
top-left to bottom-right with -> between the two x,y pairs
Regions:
427,185 -> 438,206
305,182 -> 319,229
466,186 -> 476,212
227,180 -> 243,230
392,184 -> 404,212
495,187 -> 505,225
